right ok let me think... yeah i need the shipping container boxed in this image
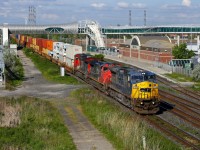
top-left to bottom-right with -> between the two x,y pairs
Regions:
42,39 -> 48,49
53,42 -> 64,54
47,40 -> 53,50
32,38 -> 36,45
64,44 -> 82,68
36,38 -> 43,47
42,48 -> 48,55
28,37 -> 32,45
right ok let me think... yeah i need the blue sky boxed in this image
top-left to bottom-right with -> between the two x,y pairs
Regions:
0,0 -> 199,27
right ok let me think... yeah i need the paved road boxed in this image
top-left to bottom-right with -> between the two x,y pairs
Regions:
0,50 -> 115,150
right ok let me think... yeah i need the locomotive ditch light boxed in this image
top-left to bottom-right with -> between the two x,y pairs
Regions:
140,102 -> 143,105
152,101 -> 155,105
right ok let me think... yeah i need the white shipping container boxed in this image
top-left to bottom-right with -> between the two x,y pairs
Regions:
65,44 -> 82,59
59,55 -> 64,63
48,50 -> 54,57
53,42 -> 64,54
64,44 -> 82,67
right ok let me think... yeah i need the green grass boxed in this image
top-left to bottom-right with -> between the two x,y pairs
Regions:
71,88 -> 181,150
6,80 -> 23,90
164,73 -> 193,82
164,73 -> 200,91
191,83 -> 200,91
0,97 -> 76,150
23,48 -> 80,84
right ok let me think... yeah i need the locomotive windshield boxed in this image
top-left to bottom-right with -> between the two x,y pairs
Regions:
131,74 -> 156,83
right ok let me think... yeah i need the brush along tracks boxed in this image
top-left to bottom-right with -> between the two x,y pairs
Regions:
144,116 -> 200,150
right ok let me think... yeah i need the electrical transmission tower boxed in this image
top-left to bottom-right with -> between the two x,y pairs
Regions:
28,6 -> 36,25
144,10 -> 146,26
129,10 -> 132,26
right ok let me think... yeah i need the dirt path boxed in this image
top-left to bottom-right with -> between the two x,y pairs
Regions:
58,103 -> 114,150
0,50 -> 115,150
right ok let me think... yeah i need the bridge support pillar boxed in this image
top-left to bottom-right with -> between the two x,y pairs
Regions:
2,27 -> 9,47
177,35 -> 180,46
86,35 -> 89,52
197,35 -> 200,47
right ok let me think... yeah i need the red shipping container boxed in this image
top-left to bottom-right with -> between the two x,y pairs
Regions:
42,39 -> 47,49
36,38 -> 43,47
29,37 -> 32,44
24,36 -> 27,43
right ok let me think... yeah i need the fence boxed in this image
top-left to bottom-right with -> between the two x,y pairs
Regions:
172,66 -> 192,77
0,47 -> 5,87
154,61 -> 193,77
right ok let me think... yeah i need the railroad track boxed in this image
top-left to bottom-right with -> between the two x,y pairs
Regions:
160,101 -> 200,128
37,51 -> 200,149
160,90 -> 200,113
157,76 -> 200,102
144,116 -> 200,150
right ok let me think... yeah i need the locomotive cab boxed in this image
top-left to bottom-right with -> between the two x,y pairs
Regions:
109,67 -> 159,114
74,53 -> 92,70
131,71 -> 159,114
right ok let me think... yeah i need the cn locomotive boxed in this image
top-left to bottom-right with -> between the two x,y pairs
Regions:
16,35 -> 160,114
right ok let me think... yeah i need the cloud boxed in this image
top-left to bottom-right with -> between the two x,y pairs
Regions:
91,3 -> 106,9
161,4 -> 182,10
132,3 -> 146,9
182,0 -> 191,7
40,14 -> 59,20
117,2 -> 129,8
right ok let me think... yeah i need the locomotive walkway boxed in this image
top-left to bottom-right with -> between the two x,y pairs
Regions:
0,50 -> 115,150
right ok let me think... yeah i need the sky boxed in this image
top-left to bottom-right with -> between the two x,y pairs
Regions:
0,0 -> 200,27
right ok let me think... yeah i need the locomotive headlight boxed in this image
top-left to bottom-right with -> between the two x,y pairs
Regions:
140,102 -> 143,105
152,101 -> 155,105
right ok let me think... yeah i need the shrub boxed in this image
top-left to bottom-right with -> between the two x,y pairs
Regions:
93,54 -> 104,60
192,64 -> 200,81
4,48 -> 24,80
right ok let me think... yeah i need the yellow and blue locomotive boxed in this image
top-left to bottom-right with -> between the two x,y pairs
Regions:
108,66 -> 159,114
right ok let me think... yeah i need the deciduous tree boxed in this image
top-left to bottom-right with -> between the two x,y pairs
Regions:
172,43 -> 195,59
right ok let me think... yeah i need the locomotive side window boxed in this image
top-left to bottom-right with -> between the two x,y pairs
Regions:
103,67 -> 108,71
127,75 -> 130,81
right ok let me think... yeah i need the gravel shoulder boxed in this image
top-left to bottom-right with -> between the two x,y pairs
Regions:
0,50 -> 114,150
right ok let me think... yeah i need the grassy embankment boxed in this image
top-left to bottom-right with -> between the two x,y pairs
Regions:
71,88 -> 182,150
165,73 -> 200,91
0,97 -> 76,150
23,47 -> 80,84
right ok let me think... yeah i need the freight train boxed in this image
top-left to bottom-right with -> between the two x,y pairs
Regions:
14,35 -> 160,114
